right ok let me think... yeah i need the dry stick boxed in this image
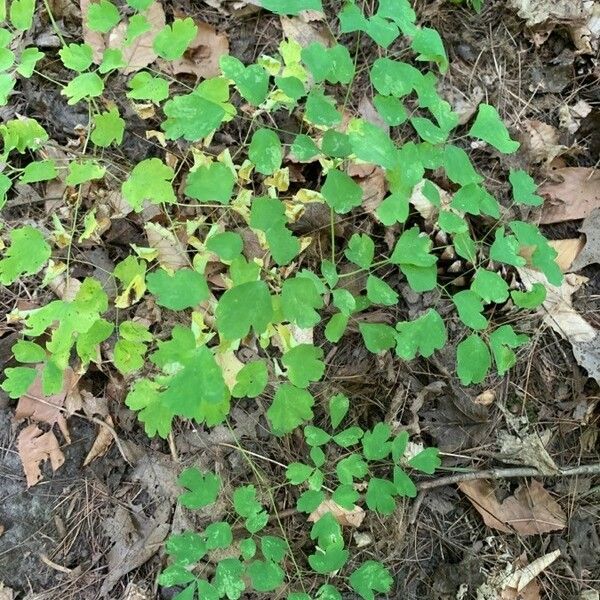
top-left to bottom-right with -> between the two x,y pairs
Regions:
409,462 -> 600,524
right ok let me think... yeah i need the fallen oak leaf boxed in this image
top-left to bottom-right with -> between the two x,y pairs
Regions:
17,424 -> 65,488
459,479 -> 566,535
571,208 -> 600,270
83,414 -> 115,466
547,237 -> 585,272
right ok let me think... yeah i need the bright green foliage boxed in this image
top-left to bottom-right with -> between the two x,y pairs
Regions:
362,423 -> 392,460
127,71 -> 170,102
366,275 -> 398,306
163,91 -> 226,141
329,393 -> 349,429
366,478 -> 397,514
122,158 -> 175,210
62,72 -> 104,104
216,281 -> 273,340
453,290 -> 487,330
250,197 -> 300,265
509,169 -> 543,206
345,234 -> 374,269
114,321 -> 152,374
305,89 -> 341,126
469,104 -> 520,154
350,561 -> 394,600
1,117 -> 48,156
321,169 -> 362,214
408,447 -> 441,474
153,18 -> 198,60
186,162 -> 235,204
456,334 -> 491,385
16,47 -> 45,77
411,27 -> 448,72
59,43 -> 93,71
282,344 -> 325,388
260,0 -> 322,14
220,55 -> 268,106
0,227 -> 50,285
489,325 -> 528,376
511,283 -> 546,309
471,268 -> 509,304
390,226 -> 437,292
66,160 -> 106,186
91,107 -> 125,147
124,14 -> 150,44
233,485 -> 268,533
1,367 -> 37,399
232,361 -> 268,398
19,159 -> 57,184
359,323 -> 396,353
490,227 -> 526,267
309,513 -> 348,574
281,276 -> 323,328
146,268 -> 209,310
348,118 -> 397,169
373,94 -> 408,125
249,128 -> 282,175
86,0 -> 120,32
178,467 -> 221,509
301,43 -> 354,84
99,48 -> 126,73
395,309 -> 447,360
451,183 -> 500,218
10,0 -> 35,30
291,134 -> 320,160
206,232 -> 243,261
268,384 -> 314,435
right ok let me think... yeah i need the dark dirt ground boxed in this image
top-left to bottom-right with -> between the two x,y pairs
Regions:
1,0 -> 599,599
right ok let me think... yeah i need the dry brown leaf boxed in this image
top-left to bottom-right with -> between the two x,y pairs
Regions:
357,167 -> 387,215
308,499 -> 365,528
509,0 -> 587,27
571,208 -> 600,270
540,167 -> 600,223
548,237 -> 585,271
15,367 -> 77,443
0,582 -> 15,600
511,550 -> 561,592
145,222 -> 190,271
558,99 -> 592,133
161,21 -> 229,79
280,15 -> 334,48
521,120 -> 568,164
569,1 -> 600,53
214,351 -> 244,391
358,96 -> 389,135
497,430 -> 558,475
17,424 -> 65,488
108,2 -> 166,74
459,479 -> 566,535
83,415 -> 115,466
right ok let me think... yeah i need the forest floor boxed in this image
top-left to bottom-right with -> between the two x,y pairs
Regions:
0,0 -> 599,599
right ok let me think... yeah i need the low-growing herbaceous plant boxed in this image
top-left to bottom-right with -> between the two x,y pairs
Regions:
0,0 -> 562,597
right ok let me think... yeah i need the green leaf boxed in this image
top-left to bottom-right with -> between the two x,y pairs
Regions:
204,522 -> 233,550
395,309 -> 447,359
370,57 -> 421,97
1,117 -> 48,155
260,0 -> 322,15
325,313 -> 348,343
411,27 -> 448,72
86,0 -> 120,32
469,103 -> 520,154
321,130 -> 352,158
362,422 -> 392,460
345,234 -> 374,269
146,268 -> 209,310
261,536 -> 287,563
62,72 -> 104,104
127,71 -> 170,102
309,545 -> 349,575
332,484 -> 359,509
301,42 -> 354,84
16,47 -> 45,77
206,232 -> 243,261
12,340 -> 46,363
304,89 -> 341,127
220,55 -> 268,106
359,323 -> 397,354
165,531 -> 206,565
471,269 -> 509,304
66,160 -> 105,186
249,128 -> 282,175
489,227 -> 526,267
267,384 -> 314,435
336,453 -> 368,484
19,159 -> 57,184
373,94 -> 408,126
233,485 -> 268,533
391,226 -> 436,268
291,134 -> 320,161
456,334 -> 491,385
297,489 -> 325,513
216,280 -> 273,340
275,75 -> 305,101
453,231 -> 477,262
232,360 -> 268,398
347,117 -> 397,169
509,169 -> 543,206
281,276 -> 323,328
394,466 -> 417,497
126,0 -> 152,8
365,478 -> 396,514
114,321 -> 151,374
453,290 -> 487,330
366,275 -> 398,306
153,18 -> 198,60
0,74 -> 15,106
392,432 -> 408,462
316,585 -> 343,600
248,560 -> 285,592
408,447 -> 441,474
91,107 -> 125,147
122,158 -> 175,211
286,462 -> 313,484
0,47 -> 15,71
163,91 -> 225,141
240,538 -> 257,560
511,283 -> 546,309
250,196 -> 300,265
214,558 -> 246,600
333,426 -> 363,448
304,425 -> 331,446
451,183 -> 500,218
350,560 -> 394,600
124,14 -> 150,44
0,226 -> 51,285
282,344 -> 325,388
1,367 -> 37,399
177,467 -> 221,509
10,0 -> 35,30
321,169 -> 362,214
329,393 -> 349,429
185,162 -> 235,204
489,324 -> 528,376
99,48 -> 125,73
442,145 -> 482,186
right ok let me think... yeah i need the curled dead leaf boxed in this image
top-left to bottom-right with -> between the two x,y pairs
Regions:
145,222 -> 190,271
18,424 -> 65,488
308,499 -> 365,528
547,237 -> 585,272
83,415 -> 115,466
571,208 -> 600,270
280,15 -> 334,48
